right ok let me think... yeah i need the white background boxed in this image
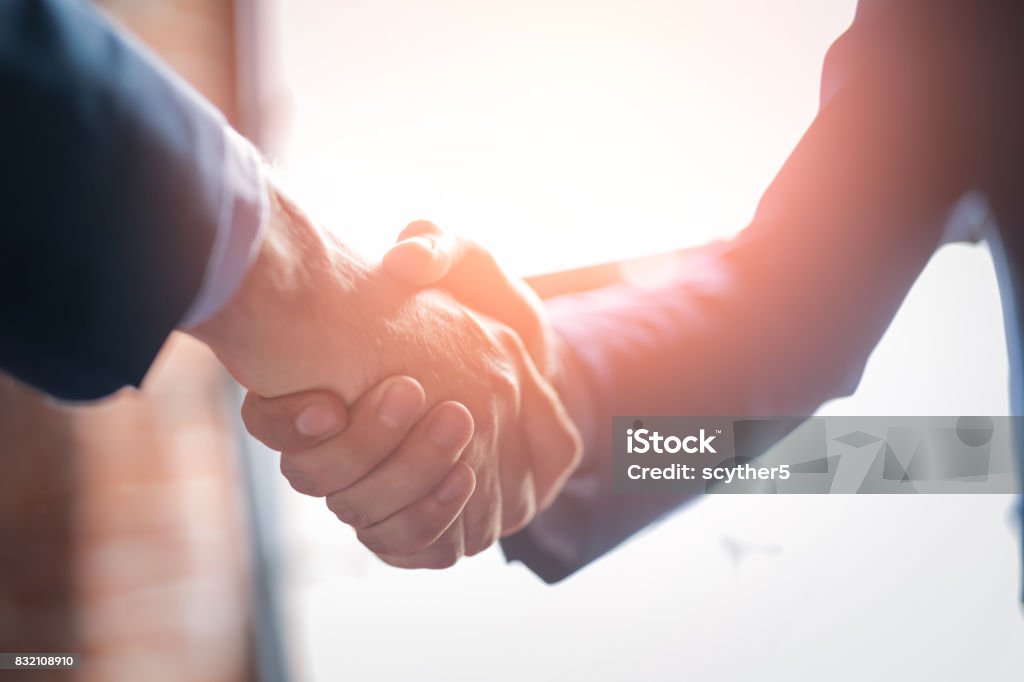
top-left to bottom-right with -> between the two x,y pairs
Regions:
266,1 -> 1024,679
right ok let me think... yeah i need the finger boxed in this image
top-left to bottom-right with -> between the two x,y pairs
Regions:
396,228 -> 508,316
376,516 -> 467,570
391,221 -> 549,363
324,401 -> 473,528
498,428 -> 537,537
450,254 -> 551,374
459,481 -> 502,556
279,376 -> 425,497
356,462 -> 475,557
382,220 -> 458,286
520,360 -> 583,513
396,218 -> 444,242
457,423 -> 503,556
392,225 -> 551,373
242,390 -> 349,452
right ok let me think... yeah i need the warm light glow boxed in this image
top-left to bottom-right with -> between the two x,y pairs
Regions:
278,0 -> 856,275
270,5 -> 1020,681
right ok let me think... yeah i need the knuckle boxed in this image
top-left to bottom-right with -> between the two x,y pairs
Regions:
286,477 -> 320,497
325,493 -> 371,529
432,552 -> 459,569
502,498 -> 536,536
466,239 -> 498,269
368,512 -> 448,557
492,325 -> 521,354
376,548 -> 459,570
375,553 -> 412,569
404,527 -> 464,568
501,516 -> 530,537
279,455 -> 322,497
519,321 -> 551,369
355,528 -> 390,556
239,394 -> 259,434
487,365 -> 519,406
538,418 -> 584,478
560,426 -> 584,472
403,516 -> 451,555
464,527 -> 498,557
361,525 -> 430,559
419,546 -> 460,569
425,431 -> 470,470
505,519 -> 531,536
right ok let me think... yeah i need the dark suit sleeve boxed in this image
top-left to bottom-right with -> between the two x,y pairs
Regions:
502,0 -> 1006,582
0,0 -> 238,400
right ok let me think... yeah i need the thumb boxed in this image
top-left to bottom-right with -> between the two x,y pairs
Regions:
241,389 -> 349,452
382,220 -> 457,287
386,220 -> 553,374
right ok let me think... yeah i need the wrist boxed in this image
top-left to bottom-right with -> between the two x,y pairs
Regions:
187,183 -> 378,399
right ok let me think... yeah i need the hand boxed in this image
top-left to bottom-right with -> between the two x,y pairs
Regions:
243,375 -> 483,559
188,186 -> 582,567
381,221 -> 595,444
383,221 -> 555,376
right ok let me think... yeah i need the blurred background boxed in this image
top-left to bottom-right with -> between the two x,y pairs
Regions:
1,1 -> 1021,680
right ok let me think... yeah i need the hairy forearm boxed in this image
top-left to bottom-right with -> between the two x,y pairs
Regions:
186,182 -> 515,418
187,184 -> 384,401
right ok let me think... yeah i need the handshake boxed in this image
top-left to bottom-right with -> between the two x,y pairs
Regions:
189,184 -> 585,569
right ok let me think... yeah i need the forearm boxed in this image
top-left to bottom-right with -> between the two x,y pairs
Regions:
505,8 -> 987,580
505,222 -> 939,582
187,182 -> 514,416
187,184 -> 384,402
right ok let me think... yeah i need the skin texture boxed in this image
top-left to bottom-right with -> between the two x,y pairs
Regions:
189,186 -> 581,568
242,220 -> 596,566
382,221 -> 597,447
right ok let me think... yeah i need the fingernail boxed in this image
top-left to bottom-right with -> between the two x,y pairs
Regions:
430,405 -> 469,448
404,235 -> 436,252
378,380 -> 423,428
435,467 -> 468,505
295,402 -> 338,437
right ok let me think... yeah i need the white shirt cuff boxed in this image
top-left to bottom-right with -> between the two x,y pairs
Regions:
178,125 -> 269,328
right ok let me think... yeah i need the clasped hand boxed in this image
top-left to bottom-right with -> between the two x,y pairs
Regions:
237,217 -> 580,569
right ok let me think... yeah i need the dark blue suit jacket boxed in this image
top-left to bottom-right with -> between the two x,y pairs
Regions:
0,0 -> 230,400
503,0 -> 1024,593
